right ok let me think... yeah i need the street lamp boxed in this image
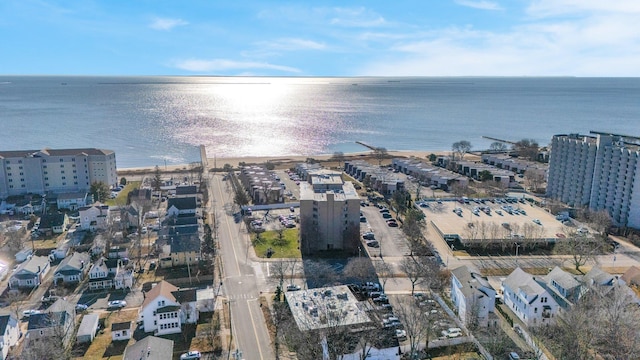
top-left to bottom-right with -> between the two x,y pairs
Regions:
514,243 -> 521,266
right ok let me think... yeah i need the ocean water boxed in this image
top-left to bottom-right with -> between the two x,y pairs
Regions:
0,76 -> 638,168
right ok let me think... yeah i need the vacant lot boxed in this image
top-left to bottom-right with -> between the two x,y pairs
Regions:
253,229 -> 301,258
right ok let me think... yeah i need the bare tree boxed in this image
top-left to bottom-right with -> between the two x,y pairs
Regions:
271,260 -> 291,300
373,260 -> 393,292
400,256 -> 423,295
524,169 -> 546,193
394,297 -> 427,358
373,147 -> 388,167
331,151 -> 346,171
303,260 -> 339,288
587,209 -> 613,240
555,227 -> 605,273
451,140 -> 472,161
489,141 -> 508,152
5,228 -> 26,255
342,257 -> 376,284
5,291 -> 27,321
513,138 -> 540,161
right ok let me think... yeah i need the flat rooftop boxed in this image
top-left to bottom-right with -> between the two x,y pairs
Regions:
421,198 -> 566,243
285,285 -> 371,331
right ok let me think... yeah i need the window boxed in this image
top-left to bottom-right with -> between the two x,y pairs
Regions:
60,159 -> 63,162
61,170 -> 65,174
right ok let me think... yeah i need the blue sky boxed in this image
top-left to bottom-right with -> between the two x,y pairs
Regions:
2,0 -> 639,76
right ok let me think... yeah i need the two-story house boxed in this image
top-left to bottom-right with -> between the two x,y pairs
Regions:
123,335 -> 173,360
9,256 -> 50,289
88,257 -> 133,291
25,299 -> 75,349
451,265 -> 497,328
56,192 -> 89,211
38,213 -> 68,236
111,321 -> 132,342
159,232 -> 201,269
79,203 -> 110,231
502,267 -> 560,327
166,197 -> 197,218
138,280 -> 198,335
53,252 -> 90,285
544,266 -> 582,308
0,315 -> 20,360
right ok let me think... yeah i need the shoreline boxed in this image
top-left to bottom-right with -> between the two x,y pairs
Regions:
117,149 -> 449,174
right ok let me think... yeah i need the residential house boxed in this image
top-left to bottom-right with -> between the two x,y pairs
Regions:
583,266 -> 617,287
9,256 -> 50,289
111,321 -> 132,341
120,204 -> 140,229
26,299 -> 75,348
79,203 -> 110,231
123,336 -> 173,360
0,315 -> 20,360
76,313 -> 99,344
127,188 -> 151,204
53,252 -> 90,285
159,232 -> 201,268
88,257 -> 133,291
621,266 -> 640,287
56,192 -> 89,211
107,246 -> 129,259
166,197 -> 197,217
38,213 -> 69,235
544,266 -> 582,308
502,268 -> 560,327
451,265 -> 497,327
138,280 -> 198,335
175,185 -> 198,197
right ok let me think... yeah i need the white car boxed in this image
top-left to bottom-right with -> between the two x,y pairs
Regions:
22,309 -> 43,317
107,300 -> 127,309
395,329 -> 407,340
442,327 -> 463,338
286,284 -> 301,291
180,351 -> 202,360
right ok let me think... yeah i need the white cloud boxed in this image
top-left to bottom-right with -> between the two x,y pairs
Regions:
356,0 -> 640,76
454,0 -> 503,11
172,58 -> 301,73
149,17 -> 189,31
257,38 -> 326,51
328,7 -> 387,27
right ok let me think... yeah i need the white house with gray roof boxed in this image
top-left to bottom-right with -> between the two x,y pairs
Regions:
451,265 -> 497,327
9,255 -> 50,289
502,267 -> 560,327
544,266 -> 582,308
53,252 -> 90,285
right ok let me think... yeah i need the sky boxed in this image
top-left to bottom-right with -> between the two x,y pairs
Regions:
1,0 -> 639,77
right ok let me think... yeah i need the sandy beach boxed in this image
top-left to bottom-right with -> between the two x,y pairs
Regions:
117,149 -> 450,175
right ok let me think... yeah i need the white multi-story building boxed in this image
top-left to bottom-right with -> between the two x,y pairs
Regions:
299,170 -> 361,255
547,132 -> 640,229
0,148 -> 117,199
451,265 -> 497,327
502,268 -> 560,327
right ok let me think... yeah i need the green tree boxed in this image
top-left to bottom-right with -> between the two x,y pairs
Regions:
151,165 -> 162,191
119,177 -> 127,186
478,170 -> 493,181
513,138 -> 540,161
90,181 -> 110,203
222,163 -> 233,172
428,153 -> 437,162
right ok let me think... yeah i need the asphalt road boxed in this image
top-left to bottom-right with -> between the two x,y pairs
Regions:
210,173 -> 273,360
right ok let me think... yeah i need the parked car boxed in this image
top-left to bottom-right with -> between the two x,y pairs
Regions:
75,304 -> 89,311
362,232 -> 375,240
387,220 -> 398,227
382,213 -> 392,219
180,351 -> 202,360
107,300 -> 127,309
508,352 -> 521,360
286,284 -> 301,291
395,329 -> 407,340
442,327 -> 463,338
22,309 -> 43,317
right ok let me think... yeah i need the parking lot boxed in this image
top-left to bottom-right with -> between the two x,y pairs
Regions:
418,197 -> 565,244
359,204 -> 409,258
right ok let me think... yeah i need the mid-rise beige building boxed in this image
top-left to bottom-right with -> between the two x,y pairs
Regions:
0,148 -> 117,198
299,170 -> 361,255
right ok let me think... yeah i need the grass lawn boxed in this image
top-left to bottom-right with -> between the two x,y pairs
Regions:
74,309 -> 138,360
105,181 -> 141,206
253,229 -> 301,258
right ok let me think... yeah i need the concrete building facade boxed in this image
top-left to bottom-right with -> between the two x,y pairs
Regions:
299,171 -> 361,255
0,148 -> 117,199
546,132 -> 640,228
